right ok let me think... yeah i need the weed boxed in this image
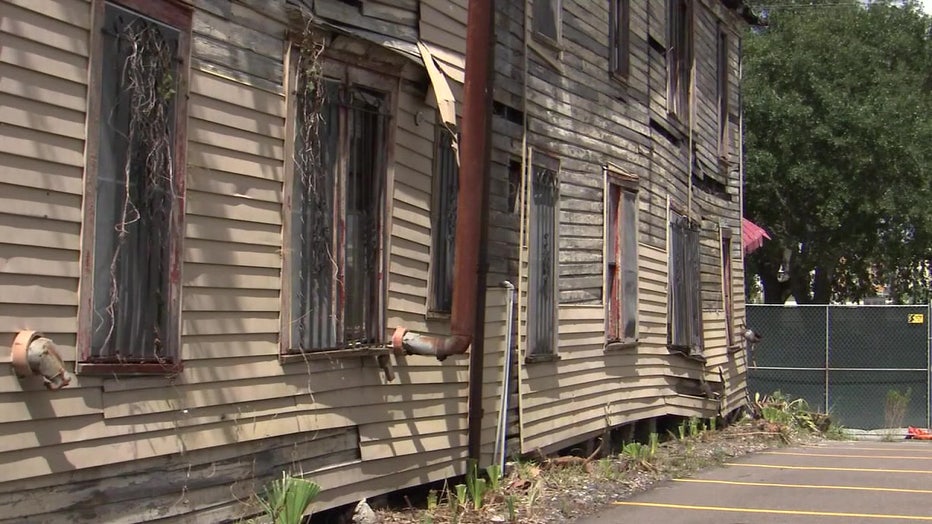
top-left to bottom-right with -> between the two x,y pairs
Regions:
256,471 -> 320,524
486,464 -> 503,492
688,417 -> 700,437
504,494 -> 518,522
884,388 -> 911,438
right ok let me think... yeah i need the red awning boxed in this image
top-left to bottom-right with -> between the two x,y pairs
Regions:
742,217 -> 771,254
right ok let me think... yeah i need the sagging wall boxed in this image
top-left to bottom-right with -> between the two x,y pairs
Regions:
502,0 -> 751,454
0,0 -> 509,521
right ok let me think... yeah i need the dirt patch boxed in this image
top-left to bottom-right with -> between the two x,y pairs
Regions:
373,417 -> 825,524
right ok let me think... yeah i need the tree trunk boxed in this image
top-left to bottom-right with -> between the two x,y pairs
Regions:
812,265 -> 833,304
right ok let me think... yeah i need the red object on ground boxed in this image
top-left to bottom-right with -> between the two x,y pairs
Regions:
742,217 -> 771,254
906,426 -> 932,440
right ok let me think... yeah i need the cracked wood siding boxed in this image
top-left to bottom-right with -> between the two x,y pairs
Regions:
0,1 -> 491,521
419,0 -> 467,83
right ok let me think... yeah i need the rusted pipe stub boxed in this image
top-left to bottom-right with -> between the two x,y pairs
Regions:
11,330 -> 39,377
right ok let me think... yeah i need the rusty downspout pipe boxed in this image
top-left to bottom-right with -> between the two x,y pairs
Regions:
390,0 -> 494,462
391,0 -> 494,366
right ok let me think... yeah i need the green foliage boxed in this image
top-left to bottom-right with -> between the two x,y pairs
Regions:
485,464 -> 503,492
256,471 -> 320,524
504,494 -> 518,522
621,440 -> 657,471
744,0 -> 932,304
884,387 -> 912,431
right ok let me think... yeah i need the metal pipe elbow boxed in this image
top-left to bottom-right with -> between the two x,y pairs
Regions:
391,327 -> 472,361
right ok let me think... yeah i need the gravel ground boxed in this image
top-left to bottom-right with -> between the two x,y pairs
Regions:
373,418 -> 823,524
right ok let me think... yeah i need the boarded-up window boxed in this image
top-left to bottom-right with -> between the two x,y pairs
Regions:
610,0 -> 630,79
668,210 -> 703,356
667,0 -> 692,121
288,68 -> 388,352
722,232 -> 734,345
431,128 -> 458,313
528,153 -> 560,358
717,25 -> 730,158
533,0 -> 561,43
606,180 -> 638,343
79,0 -> 191,372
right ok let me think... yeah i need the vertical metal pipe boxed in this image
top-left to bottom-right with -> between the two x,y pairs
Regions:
824,305 -> 830,413
495,281 -> 516,473
926,302 -> 930,428
462,0 -> 495,462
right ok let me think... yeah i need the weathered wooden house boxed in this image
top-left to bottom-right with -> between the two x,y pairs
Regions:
0,0 -> 758,521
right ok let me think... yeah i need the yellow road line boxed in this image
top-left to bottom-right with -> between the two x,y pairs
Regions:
611,501 -> 932,520
762,451 -> 932,460
673,478 -> 932,494
725,463 -> 932,474
803,445 -> 932,453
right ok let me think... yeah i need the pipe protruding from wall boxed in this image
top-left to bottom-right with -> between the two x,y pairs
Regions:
10,330 -> 72,390
391,326 -> 470,361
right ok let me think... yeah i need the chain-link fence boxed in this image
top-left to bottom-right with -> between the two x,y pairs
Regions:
747,304 -> 931,430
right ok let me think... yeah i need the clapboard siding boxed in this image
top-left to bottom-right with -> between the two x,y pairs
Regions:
0,0 -> 90,442
0,0 -> 492,521
512,0 -> 750,455
1,0 -> 753,520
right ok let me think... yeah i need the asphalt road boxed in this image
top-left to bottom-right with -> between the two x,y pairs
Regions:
576,440 -> 932,523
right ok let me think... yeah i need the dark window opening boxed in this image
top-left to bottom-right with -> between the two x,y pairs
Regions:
668,210 -> 703,356
85,1 -> 187,367
667,0 -> 692,121
722,233 -> 734,345
533,0 -> 561,43
717,25 -> 730,159
493,101 -> 525,126
528,154 -> 559,358
290,75 -> 388,352
431,128 -> 458,313
606,182 -> 638,343
508,160 -> 522,214
610,0 -> 630,79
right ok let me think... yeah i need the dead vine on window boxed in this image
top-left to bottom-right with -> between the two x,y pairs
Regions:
91,5 -> 180,364
291,30 -> 338,350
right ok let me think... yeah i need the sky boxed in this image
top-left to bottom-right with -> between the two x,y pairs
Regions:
924,0 -> 932,13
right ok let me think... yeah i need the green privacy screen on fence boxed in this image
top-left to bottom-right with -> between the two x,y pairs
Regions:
746,304 -> 930,430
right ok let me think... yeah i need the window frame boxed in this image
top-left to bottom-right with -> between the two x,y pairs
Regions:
532,0 -> 563,47
666,0 -> 693,123
526,148 -> 561,362
717,23 -> 731,161
666,205 -> 703,357
280,49 -> 395,356
604,167 -> 639,348
428,124 -> 459,316
76,0 -> 192,376
609,0 -> 631,82
721,228 -> 734,346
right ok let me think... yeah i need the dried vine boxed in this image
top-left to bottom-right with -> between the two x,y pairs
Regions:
291,26 -> 333,350
99,17 -> 177,363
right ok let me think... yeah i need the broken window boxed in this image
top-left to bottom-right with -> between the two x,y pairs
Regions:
508,160 -> 522,214
80,0 -> 190,372
606,177 -> 638,344
533,0 -> 561,44
288,63 -> 388,352
667,0 -> 692,121
431,127 -> 458,314
610,0 -> 630,80
527,153 -> 560,359
722,231 -> 734,345
668,210 -> 703,356
717,25 -> 730,159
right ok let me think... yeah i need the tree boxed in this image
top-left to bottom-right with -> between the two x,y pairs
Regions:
743,0 -> 932,304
